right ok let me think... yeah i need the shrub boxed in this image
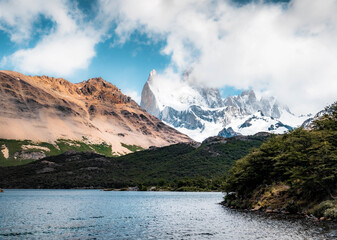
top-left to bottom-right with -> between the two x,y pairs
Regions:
311,200 -> 336,218
324,207 -> 337,219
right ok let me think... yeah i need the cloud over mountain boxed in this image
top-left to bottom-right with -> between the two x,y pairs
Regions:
0,0 -> 336,115
99,0 -> 337,114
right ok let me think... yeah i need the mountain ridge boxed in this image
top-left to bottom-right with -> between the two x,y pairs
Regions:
141,70 -> 309,141
0,70 -> 191,155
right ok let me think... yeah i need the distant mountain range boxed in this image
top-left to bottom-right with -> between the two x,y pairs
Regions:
141,70 -> 310,141
0,70 -> 191,157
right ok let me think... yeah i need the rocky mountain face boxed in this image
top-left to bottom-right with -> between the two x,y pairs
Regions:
301,103 -> 336,130
0,70 -> 191,154
141,70 -> 309,141
301,109 -> 327,130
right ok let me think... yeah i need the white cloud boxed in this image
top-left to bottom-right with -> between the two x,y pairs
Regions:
1,0 -> 336,115
0,0 -> 102,77
9,31 -> 98,76
124,89 -> 141,104
99,0 -> 337,114
0,0 -> 80,42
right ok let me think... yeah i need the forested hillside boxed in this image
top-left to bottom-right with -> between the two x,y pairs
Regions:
223,102 -> 337,220
0,135 -> 267,191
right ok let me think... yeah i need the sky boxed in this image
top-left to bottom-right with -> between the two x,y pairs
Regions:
0,0 -> 336,114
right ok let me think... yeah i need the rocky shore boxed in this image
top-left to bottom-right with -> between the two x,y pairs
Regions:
221,192 -> 337,222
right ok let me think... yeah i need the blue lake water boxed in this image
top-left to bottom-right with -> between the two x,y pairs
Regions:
0,190 -> 336,239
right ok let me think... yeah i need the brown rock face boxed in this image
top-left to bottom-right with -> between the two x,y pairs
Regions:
0,70 -> 191,153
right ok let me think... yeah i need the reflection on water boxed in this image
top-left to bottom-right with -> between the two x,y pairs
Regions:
0,190 -> 336,239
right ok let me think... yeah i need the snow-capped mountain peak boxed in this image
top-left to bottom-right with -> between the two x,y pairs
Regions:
149,69 -> 157,79
141,70 -> 310,141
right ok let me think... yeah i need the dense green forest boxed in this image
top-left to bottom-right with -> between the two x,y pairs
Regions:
223,103 -> 337,220
0,135 -> 267,191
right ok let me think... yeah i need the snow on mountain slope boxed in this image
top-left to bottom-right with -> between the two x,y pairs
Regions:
141,70 -> 310,141
144,70 -> 209,112
225,111 -> 291,135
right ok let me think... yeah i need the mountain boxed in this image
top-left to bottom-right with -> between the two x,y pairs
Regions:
0,134 -> 269,189
141,70 -> 309,141
0,70 -> 191,156
301,110 -> 324,130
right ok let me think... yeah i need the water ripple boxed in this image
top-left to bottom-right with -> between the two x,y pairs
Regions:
0,190 -> 336,239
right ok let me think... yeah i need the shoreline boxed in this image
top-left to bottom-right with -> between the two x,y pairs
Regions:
220,200 -> 337,223
0,188 -> 223,193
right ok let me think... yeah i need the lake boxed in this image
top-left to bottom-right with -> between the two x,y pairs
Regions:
0,190 -> 336,239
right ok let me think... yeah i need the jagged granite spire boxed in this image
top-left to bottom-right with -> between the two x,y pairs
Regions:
140,69 -> 161,117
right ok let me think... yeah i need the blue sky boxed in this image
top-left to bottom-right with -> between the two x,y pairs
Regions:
85,32 -> 172,97
0,0 -> 336,114
0,0 -> 278,101
0,0 -> 248,100
0,1 -> 174,100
